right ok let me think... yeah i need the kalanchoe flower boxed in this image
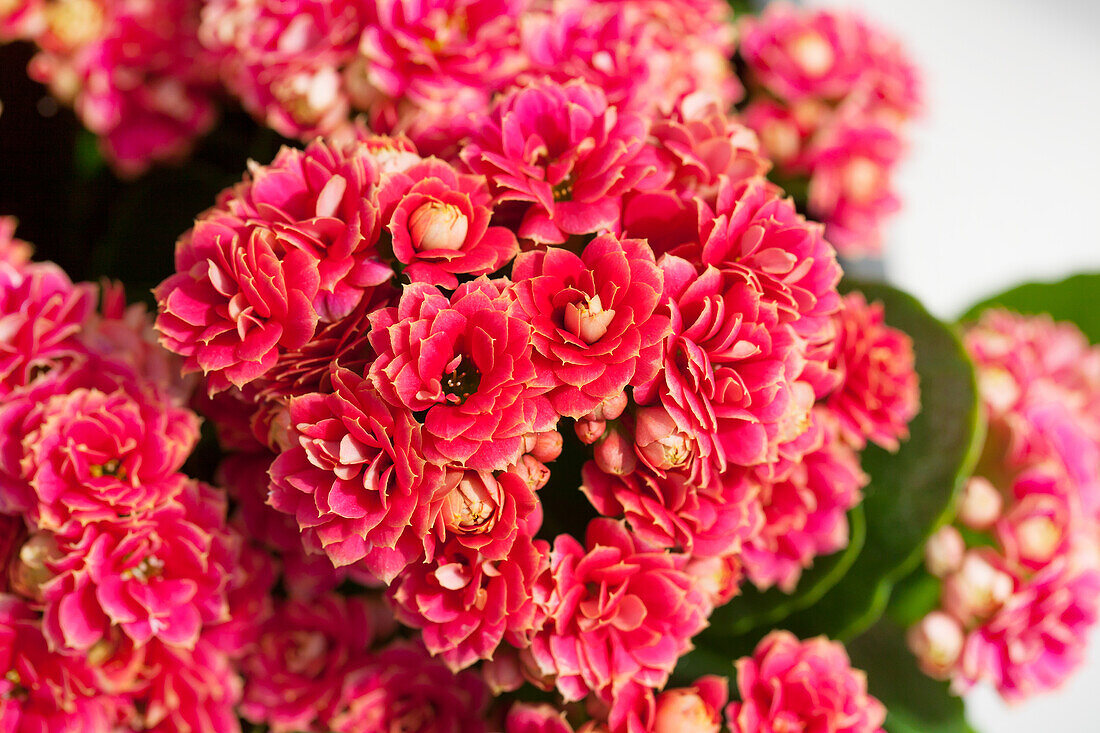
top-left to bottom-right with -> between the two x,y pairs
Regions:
506,702 -> 574,733
0,595 -> 124,732
940,549 -> 1016,626
378,158 -> 518,288
132,636 -> 243,733
41,480 -> 238,651
461,78 -> 653,244
528,519 -> 709,702
924,525 -> 965,578
328,640 -> 490,733
439,468 -> 539,559
955,559 -> 1100,700
740,408 -> 868,592
512,234 -> 669,418
654,675 -> 729,733
267,367 -> 446,579
907,610 -> 965,681
726,631 -> 887,733
22,387 -> 200,529
995,470 -> 1074,570
825,291 -> 919,450
367,278 -> 556,470
358,0 -> 525,103
239,595 -> 381,732
387,532 -> 549,671
0,257 -> 96,395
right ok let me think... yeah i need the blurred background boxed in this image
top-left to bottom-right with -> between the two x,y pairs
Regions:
804,0 -> 1100,727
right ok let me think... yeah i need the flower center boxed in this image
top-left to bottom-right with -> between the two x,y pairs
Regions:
89,458 -> 126,480
122,556 -> 164,583
552,175 -> 575,202
46,0 -> 105,49
442,356 -> 481,406
443,472 -> 500,534
564,294 -> 615,344
3,670 -> 26,700
790,30 -> 834,77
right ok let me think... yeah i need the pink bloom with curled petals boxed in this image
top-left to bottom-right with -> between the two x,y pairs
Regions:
512,234 -> 668,418
387,532 -> 549,671
740,408 -> 867,592
826,291 -> 919,451
41,481 -> 237,651
367,278 -> 556,470
239,595 -> 381,732
267,367 -> 445,579
378,158 -> 518,288
439,468 -> 540,560
134,636 -> 243,733
23,386 -> 200,530
528,519 -> 708,702
328,640 -> 490,733
461,78 -> 653,245
727,631 -> 887,733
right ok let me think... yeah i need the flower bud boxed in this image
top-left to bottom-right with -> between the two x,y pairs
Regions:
530,430 -> 563,463
599,391 -> 629,421
10,533 -> 60,601
996,493 -> 1066,568
409,201 -> 469,251
564,294 -> 615,344
790,30 -> 834,76
685,555 -> 743,610
634,405 -> 693,471
907,611 -> 964,680
512,454 -> 550,491
482,649 -> 525,695
654,689 -> 721,733
941,550 -> 1014,624
442,471 -> 501,534
924,525 -> 965,578
957,476 -> 1003,530
594,424 -> 636,476
575,416 -> 606,444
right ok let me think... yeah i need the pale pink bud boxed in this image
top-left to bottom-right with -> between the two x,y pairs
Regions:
958,476 -> 1003,530
789,30 -> 835,76
442,471 -> 501,534
600,392 -> 629,421
634,405 -> 693,471
10,533 -> 60,601
409,201 -> 469,251
482,648 -> 525,695
564,294 -> 616,344
907,611 -> 965,680
942,551 -> 1015,624
924,525 -> 965,578
997,494 -> 1066,567
654,689 -> 720,733
513,454 -> 550,491
530,430 -> 563,463
594,424 -> 636,476
575,417 -> 606,444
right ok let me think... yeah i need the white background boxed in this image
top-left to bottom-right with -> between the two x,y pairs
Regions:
803,0 -> 1100,729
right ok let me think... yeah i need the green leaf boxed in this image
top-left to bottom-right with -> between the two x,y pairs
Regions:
773,279 -> 984,641
847,618 -> 978,733
703,505 -> 865,640
958,273 -> 1100,342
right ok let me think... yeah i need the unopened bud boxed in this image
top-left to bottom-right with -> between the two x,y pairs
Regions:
575,417 -> 606,445
907,611 -> 965,680
958,476 -> 1003,530
925,525 -> 965,578
942,550 -> 1014,624
594,424 -> 636,476
635,405 -> 692,471
409,201 -> 469,251
10,533 -> 60,601
530,430 -> 563,463
512,454 -> 550,491
442,471 -> 501,534
564,294 -> 615,344
654,689 -> 720,733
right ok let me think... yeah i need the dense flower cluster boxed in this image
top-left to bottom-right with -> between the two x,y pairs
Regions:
737,4 -> 921,256
909,310 -> 1100,700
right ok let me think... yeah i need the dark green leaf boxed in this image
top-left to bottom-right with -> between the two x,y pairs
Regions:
775,279 -> 984,641
959,273 -> 1100,343
847,618 -> 978,733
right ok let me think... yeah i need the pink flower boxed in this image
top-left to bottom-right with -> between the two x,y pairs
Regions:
907,611 -> 965,680
367,278 -> 556,470
358,0 -> 524,102
328,640 -> 490,733
133,636 -> 243,733
727,631 -> 887,733
654,676 -> 729,733
825,291 -> 919,450
528,519 -> 709,702
239,595 -> 381,732
461,78 -> 653,244
740,408 -> 867,592
633,255 -> 807,473
739,6 -> 869,103
200,0 -> 362,139
22,387 -> 200,530
0,595 -> 124,732
805,119 -> 904,257
506,703 -> 574,733
581,459 -> 760,560
41,480 -> 237,651
378,158 -> 518,288
267,367 -> 446,579
512,234 -> 669,417
387,532 -> 549,671
995,470 -> 1075,570
956,559 -> 1100,700
439,468 -> 540,560
0,258 -> 95,395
